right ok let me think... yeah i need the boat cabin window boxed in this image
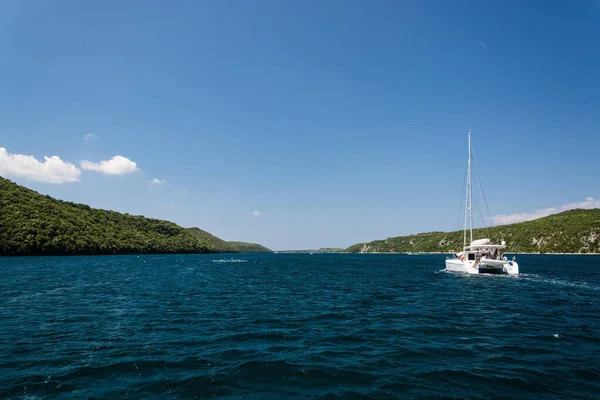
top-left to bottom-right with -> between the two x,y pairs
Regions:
468,253 -> 475,261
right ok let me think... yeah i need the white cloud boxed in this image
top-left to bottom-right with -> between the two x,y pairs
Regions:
84,133 -> 98,141
491,208 -> 557,225
149,178 -> 166,185
80,155 -> 139,175
0,147 -> 81,184
253,210 -> 262,216
491,197 -> 600,225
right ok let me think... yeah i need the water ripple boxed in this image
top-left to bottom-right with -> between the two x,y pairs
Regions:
1,254 -> 599,399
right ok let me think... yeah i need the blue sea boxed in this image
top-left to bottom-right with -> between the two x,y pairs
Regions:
1,253 -> 599,399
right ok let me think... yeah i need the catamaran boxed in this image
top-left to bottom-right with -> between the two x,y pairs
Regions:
445,130 -> 519,275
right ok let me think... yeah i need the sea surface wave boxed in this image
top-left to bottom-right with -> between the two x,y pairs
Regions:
1,254 -> 599,399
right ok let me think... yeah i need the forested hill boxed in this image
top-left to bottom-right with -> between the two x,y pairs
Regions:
185,228 -> 271,253
346,209 -> 600,254
0,177 -> 271,255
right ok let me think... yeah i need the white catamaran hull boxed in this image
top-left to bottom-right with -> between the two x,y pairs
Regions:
445,258 -> 478,274
445,258 -> 519,275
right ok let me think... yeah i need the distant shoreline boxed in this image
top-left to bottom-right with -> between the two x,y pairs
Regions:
364,252 -> 600,255
276,251 -> 600,255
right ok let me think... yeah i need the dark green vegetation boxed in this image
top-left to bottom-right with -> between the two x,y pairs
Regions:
347,209 -> 600,254
185,228 -> 271,253
0,177 -> 271,256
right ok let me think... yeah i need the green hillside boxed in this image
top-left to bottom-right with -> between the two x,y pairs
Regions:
185,228 -> 271,253
346,209 -> 600,254
0,177 -> 271,256
226,241 -> 272,253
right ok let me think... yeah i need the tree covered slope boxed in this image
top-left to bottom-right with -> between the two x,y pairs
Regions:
185,228 -> 271,253
346,209 -> 600,254
0,177 -> 271,255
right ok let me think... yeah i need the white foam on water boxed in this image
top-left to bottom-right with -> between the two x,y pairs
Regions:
517,274 -> 600,292
211,259 -> 248,263
437,268 -> 517,279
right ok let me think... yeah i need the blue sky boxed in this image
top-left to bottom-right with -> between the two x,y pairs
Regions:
1,0 -> 599,250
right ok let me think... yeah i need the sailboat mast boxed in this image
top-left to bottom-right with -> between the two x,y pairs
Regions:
463,130 -> 469,250
468,129 -> 473,244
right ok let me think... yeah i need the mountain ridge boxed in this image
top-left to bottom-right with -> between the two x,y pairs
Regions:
346,209 -> 600,254
0,177 -> 271,256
